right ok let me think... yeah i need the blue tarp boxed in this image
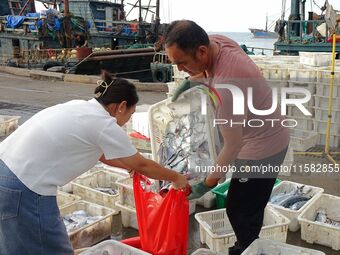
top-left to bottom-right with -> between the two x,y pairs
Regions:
5,15 -> 25,28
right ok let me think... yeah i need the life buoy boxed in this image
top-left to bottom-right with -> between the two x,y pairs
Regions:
152,68 -> 168,83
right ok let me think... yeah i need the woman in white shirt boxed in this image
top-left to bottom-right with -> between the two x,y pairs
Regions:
0,72 -> 187,255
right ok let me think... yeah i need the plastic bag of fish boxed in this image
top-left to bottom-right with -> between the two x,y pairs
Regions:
157,110 -> 212,187
270,185 -> 313,211
63,210 -> 102,232
315,208 -> 340,227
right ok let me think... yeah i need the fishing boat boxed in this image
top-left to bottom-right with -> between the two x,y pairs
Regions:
274,0 -> 340,55
0,0 -> 171,82
249,15 -> 278,38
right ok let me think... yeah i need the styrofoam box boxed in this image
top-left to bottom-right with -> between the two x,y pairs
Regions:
299,52 -> 332,67
0,115 -> 20,137
72,170 -> 126,210
314,120 -> 340,136
80,240 -> 151,255
287,105 -> 314,118
60,201 -> 116,249
289,69 -> 318,82
191,248 -> 217,255
195,206 -> 290,252
314,107 -> 340,123
262,67 -> 289,80
287,93 -> 315,108
269,181 -> 324,232
317,133 -> 340,147
316,83 -> 340,98
298,194 -> 340,251
286,116 -> 314,131
115,201 -> 138,229
57,191 -> 81,208
288,80 -> 316,93
290,129 -> 318,152
241,239 -> 325,255
315,96 -> 340,109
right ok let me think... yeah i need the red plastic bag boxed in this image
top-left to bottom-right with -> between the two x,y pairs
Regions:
133,174 -> 189,255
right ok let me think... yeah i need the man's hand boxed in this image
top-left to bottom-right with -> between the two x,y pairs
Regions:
172,79 -> 200,102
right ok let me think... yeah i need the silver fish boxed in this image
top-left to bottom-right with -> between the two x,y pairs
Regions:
63,210 -> 102,232
94,187 -> 117,196
279,195 -> 310,208
289,200 -> 308,210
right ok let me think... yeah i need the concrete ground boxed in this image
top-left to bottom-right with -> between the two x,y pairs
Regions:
0,72 -> 339,254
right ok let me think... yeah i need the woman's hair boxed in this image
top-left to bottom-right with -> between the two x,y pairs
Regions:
94,70 -> 139,107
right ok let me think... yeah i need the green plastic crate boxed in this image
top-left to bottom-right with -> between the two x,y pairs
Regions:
212,179 -> 282,209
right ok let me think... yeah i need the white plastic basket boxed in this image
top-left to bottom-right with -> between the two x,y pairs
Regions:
241,239 -> 325,255
80,240 -> 151,255
115,201 -> 138,229
266,80 -> 289,88
286,116 -> 314,131
287,93 -> 315,108
0,115 -> 20,137
314,107 -> 340,123
261,67 -> 289,80
60,201 -> 116,249
196,191 -> 216,209
317,133 -> 340,147
57,191 -> 81,208
315,95 -> 340,109
148,89 -> 217,185
316,83 -> 340,97
289,69 -> 318,82
287,106 -> 314,118
71,170 -> 125,210
298,194 -> 340,251
116,177 -> 136,208
191,248 -> 217,255
314,120 -> 340,136
269,181 -> 324,232
317,69 -> 340,83
195,206 -> 290,252
289,129 -> 318,152
299,52 -> 332,67
288,80 -> 316,93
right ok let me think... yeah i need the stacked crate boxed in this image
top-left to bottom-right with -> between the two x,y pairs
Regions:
315,69 -> 340,147
253,53 -> 340,151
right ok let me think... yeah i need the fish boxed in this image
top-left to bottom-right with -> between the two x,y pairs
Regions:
270,185 -> 313,210
63,210 -> 102,232
94,187 -> 117,196
315,208 -> 340,227
157,110 -> 213,189
278,195 -> 310,208
289,200 -> 308,210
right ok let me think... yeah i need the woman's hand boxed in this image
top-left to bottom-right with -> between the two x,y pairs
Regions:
172,173 -> 188,190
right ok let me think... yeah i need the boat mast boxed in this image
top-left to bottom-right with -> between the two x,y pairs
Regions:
265,13 -> 268,31
155,0 -> 160,38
